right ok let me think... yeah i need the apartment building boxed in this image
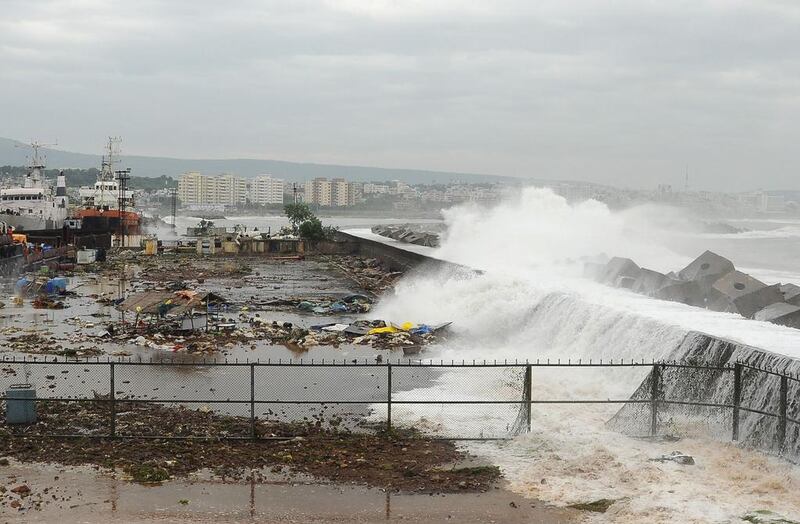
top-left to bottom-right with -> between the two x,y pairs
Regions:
331,178 -> 349,206
304,177 -> 332,206
250,175 -> 285,205
177,172 -> 204,205
215,174 -> 248,205
177,172 -> 248,206
303,177 -> 361,206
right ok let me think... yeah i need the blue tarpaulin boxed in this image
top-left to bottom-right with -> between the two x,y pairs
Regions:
43,278 -> 67,295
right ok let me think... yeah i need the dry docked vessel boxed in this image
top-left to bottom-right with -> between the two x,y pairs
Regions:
75,137 -> 141,235
0,141 -> 68,231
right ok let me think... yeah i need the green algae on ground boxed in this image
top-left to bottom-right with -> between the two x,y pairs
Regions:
567,498 -> 616,513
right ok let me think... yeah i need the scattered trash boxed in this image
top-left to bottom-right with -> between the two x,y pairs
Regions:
32,297 -> 65,309
649,451 -> 695,465
293,295 -> 372,314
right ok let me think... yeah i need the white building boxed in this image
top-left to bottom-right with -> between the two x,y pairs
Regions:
303,177 -> 359,206
331,178 -> 349,206
363,183 -> 389,195
215,174 -> 248,205
178,172 -> 248,206
304,178 -> 332,206
250,175 -> 284,205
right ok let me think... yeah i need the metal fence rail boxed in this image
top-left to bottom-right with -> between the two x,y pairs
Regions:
0,356 -> 797,456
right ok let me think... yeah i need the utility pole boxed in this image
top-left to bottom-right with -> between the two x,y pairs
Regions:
684,165 -> 689,192
170,187 -> 177,230
293,183 -> 298,204
116,167 -> 131,247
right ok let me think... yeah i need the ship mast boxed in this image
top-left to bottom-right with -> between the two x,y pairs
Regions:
99,137 -> 122,203
17,140 -> 56,188
100,137 -> 122,181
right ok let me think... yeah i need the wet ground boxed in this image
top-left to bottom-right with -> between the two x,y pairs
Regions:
0,254 -> 448,433
0,254 -> 410,363
0,252 -> 562,523
2,460 -> 573,523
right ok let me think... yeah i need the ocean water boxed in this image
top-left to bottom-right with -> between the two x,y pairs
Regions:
347,188 -> 800,523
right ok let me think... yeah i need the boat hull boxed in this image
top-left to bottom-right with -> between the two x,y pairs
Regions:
0,213 -> 64,232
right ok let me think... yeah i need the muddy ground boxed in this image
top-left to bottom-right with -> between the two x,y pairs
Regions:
0,461 -> 574,523
0,400 -> 510,515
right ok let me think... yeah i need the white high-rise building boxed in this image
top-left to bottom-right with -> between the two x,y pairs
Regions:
177,172 -> 248,205
304,177 -> 332,206
331,178 -> 349,207
250,175 -> 285,205
215,174 -> 248,205
303,177 -> 359,206
178,171 -> 204,205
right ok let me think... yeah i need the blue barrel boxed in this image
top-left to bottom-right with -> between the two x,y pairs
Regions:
6,384 -> 37,424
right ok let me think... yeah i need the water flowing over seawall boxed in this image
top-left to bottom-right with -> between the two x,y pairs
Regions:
367,186 -> 800,453
354,187 -> 800,521
609,332 -> 800,460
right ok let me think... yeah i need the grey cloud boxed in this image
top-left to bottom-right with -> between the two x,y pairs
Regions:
1,0 -> 798,190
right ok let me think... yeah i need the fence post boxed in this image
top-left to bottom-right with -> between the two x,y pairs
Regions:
109,362 -> 116,438
524,364 -> 532,433
250,363 -> 256,440
650,363 -> 660,437
732,363 -> 741,441
778,375 -> 788,452
387,363 -> 392,432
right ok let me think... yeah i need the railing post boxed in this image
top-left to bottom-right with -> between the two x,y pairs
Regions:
732,363 -> 741,441
650,363 -> 660,437
387,363 -> 392,432
250,363 -> 256,440
778,375 -> 788,452
109,362 -> 116,438
524,364 -> 532,433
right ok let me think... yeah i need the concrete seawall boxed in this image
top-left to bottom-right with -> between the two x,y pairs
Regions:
338,231 -> 799,459
334,231 -> 475,275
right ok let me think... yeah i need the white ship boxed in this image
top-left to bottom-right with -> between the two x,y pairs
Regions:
78,137 -> 135,210
0,141 -> 69,231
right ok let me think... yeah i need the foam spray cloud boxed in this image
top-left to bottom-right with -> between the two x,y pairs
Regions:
436,186 -> 686,273
369,187 -> 800,522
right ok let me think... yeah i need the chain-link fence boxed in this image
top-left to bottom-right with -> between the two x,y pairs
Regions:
0,357 -> 797,456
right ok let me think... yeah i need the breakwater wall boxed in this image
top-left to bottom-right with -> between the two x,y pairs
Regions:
608,331 -> 800,460
339,231 -> 799,459
334,231 -> 475,275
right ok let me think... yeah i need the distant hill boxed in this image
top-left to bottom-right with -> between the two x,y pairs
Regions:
0,137 -> 515,185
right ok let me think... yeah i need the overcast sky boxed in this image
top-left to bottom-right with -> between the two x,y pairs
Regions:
1,0 -> 799,190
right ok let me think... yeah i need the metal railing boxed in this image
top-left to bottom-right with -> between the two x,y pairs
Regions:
0,356 -> 797,455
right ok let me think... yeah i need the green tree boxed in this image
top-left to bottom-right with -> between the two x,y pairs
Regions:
298,217 -> 338,241
284,202 -> 313,232
298,216 -> 324,240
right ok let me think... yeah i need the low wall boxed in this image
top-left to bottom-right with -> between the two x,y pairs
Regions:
334,231 -> 475,274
